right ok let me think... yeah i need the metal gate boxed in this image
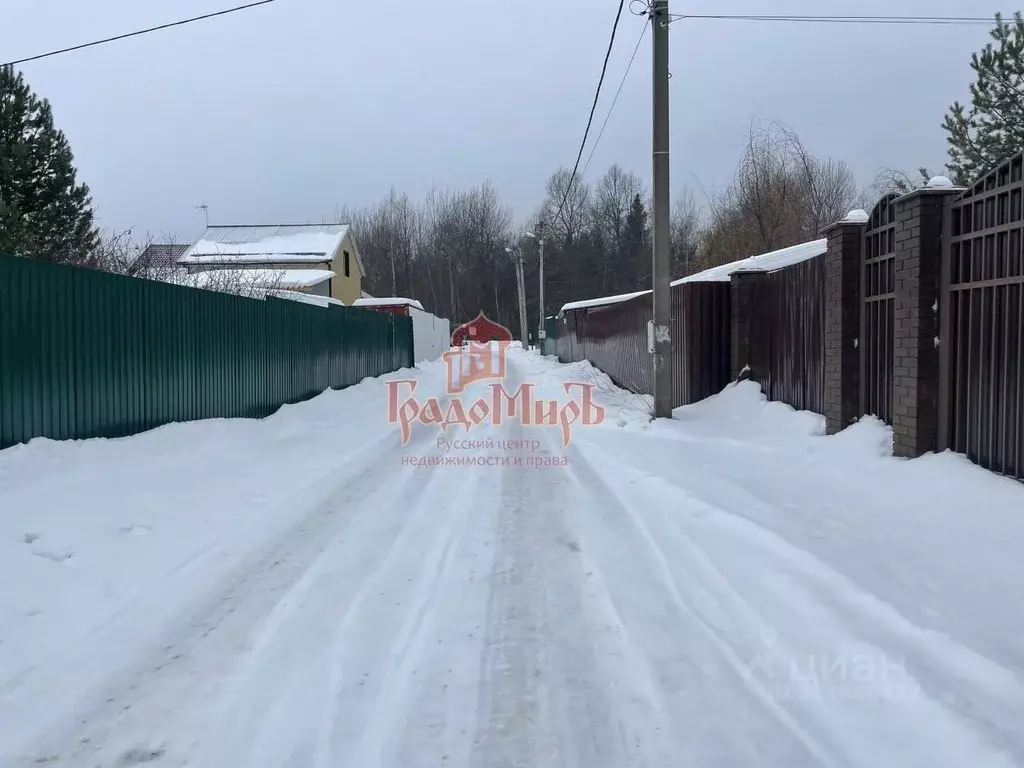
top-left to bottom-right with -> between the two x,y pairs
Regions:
861,194 -> 897,423
940,152 -> 1024,477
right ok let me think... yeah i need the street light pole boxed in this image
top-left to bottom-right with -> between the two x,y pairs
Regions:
525,225 -> 547,351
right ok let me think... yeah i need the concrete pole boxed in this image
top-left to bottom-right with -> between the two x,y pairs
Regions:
516,249 -> 529,346
651,0 -> 672,418
537,222 -> 546,348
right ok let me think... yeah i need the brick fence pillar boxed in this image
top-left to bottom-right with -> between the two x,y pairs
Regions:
822,218 -> 864,435
730,269 -> 766,380
890,185 -> 960,458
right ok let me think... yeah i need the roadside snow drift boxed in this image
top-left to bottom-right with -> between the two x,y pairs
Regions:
3,348 -> 1024,767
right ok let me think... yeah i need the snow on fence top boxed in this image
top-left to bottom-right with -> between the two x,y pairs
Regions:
556,238 -> 828,317
266,290 -> 345,308
353,297 -> 425,311
671,238 -> 827,285
179,224 -> 356,267
558,289 -> 652,317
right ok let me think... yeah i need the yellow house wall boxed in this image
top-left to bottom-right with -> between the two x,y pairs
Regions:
329,231 -> 363,305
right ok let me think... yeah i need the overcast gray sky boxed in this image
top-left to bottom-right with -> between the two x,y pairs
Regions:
1,0 -> 1003,243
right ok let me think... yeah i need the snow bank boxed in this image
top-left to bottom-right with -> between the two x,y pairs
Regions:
0,360 -> 449,755
536,357 -> 1024,703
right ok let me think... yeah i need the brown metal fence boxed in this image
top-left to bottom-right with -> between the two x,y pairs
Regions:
747,258 -> 825,414
940,152 -> 1024,476
672,282 -> 732,406
861,194 -> 897,423
581,298 -> 652,395
544,152 -> 1024,483
551,281 -> 731,408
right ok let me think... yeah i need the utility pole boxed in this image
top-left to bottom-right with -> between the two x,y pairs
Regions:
517,249 -> 529,346
507,245 -> 529,346
536,221 -> 547,349
651,0 -> 672,418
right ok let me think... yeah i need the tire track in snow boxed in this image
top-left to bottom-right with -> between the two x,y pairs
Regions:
190,423 -> 456,768
309,446 -> 461,767
470,410 -> 658,768
336,448 -> 501,768
563,442 -> 843,767
31,423 -> 442,767
571,439 -> 1021,767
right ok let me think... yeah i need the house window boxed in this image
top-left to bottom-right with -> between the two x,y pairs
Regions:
343,251 -> 351,277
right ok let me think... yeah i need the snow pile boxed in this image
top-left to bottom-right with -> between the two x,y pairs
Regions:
0,360 -> 449,758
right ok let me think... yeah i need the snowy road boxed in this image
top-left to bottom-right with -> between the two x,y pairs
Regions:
3,349 -> 1024,767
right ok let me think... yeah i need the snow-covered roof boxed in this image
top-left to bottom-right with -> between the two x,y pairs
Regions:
266,289 -> 345,308
179,224 -> 363,273
672,239 -> 827,285
558,290 -> 651,316
353,297 -> 425,311
181,268 -> 335,290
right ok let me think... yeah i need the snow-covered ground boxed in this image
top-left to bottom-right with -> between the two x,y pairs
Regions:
2,348 -> 1023,767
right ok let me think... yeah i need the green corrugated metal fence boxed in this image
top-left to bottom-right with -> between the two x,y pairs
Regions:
0,255 -> 414,450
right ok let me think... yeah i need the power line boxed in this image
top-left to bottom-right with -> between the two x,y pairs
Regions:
2,0 -> 279,68
667,14 -> 995,26
581,23 -> 648,180
550,0 -> 626,229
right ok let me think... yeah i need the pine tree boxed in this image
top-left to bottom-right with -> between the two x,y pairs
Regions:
624,194 -> 650,288
0,66 -> 99,263
942,13 -> 1024,183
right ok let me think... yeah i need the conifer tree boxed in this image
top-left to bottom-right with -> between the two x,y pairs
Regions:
0,66 -> 99,263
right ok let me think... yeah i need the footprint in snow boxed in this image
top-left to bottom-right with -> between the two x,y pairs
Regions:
32,548 -> 73,563
118,746 -> 166,765
120,525 -> 152,536
23,533 -> 40,544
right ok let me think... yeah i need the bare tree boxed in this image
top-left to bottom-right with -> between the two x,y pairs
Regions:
591,165 -> 645,293
669,192 -> 701,277
542,168 -> 591,249
782,125 -> 858,235
701,120 -> 859,269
